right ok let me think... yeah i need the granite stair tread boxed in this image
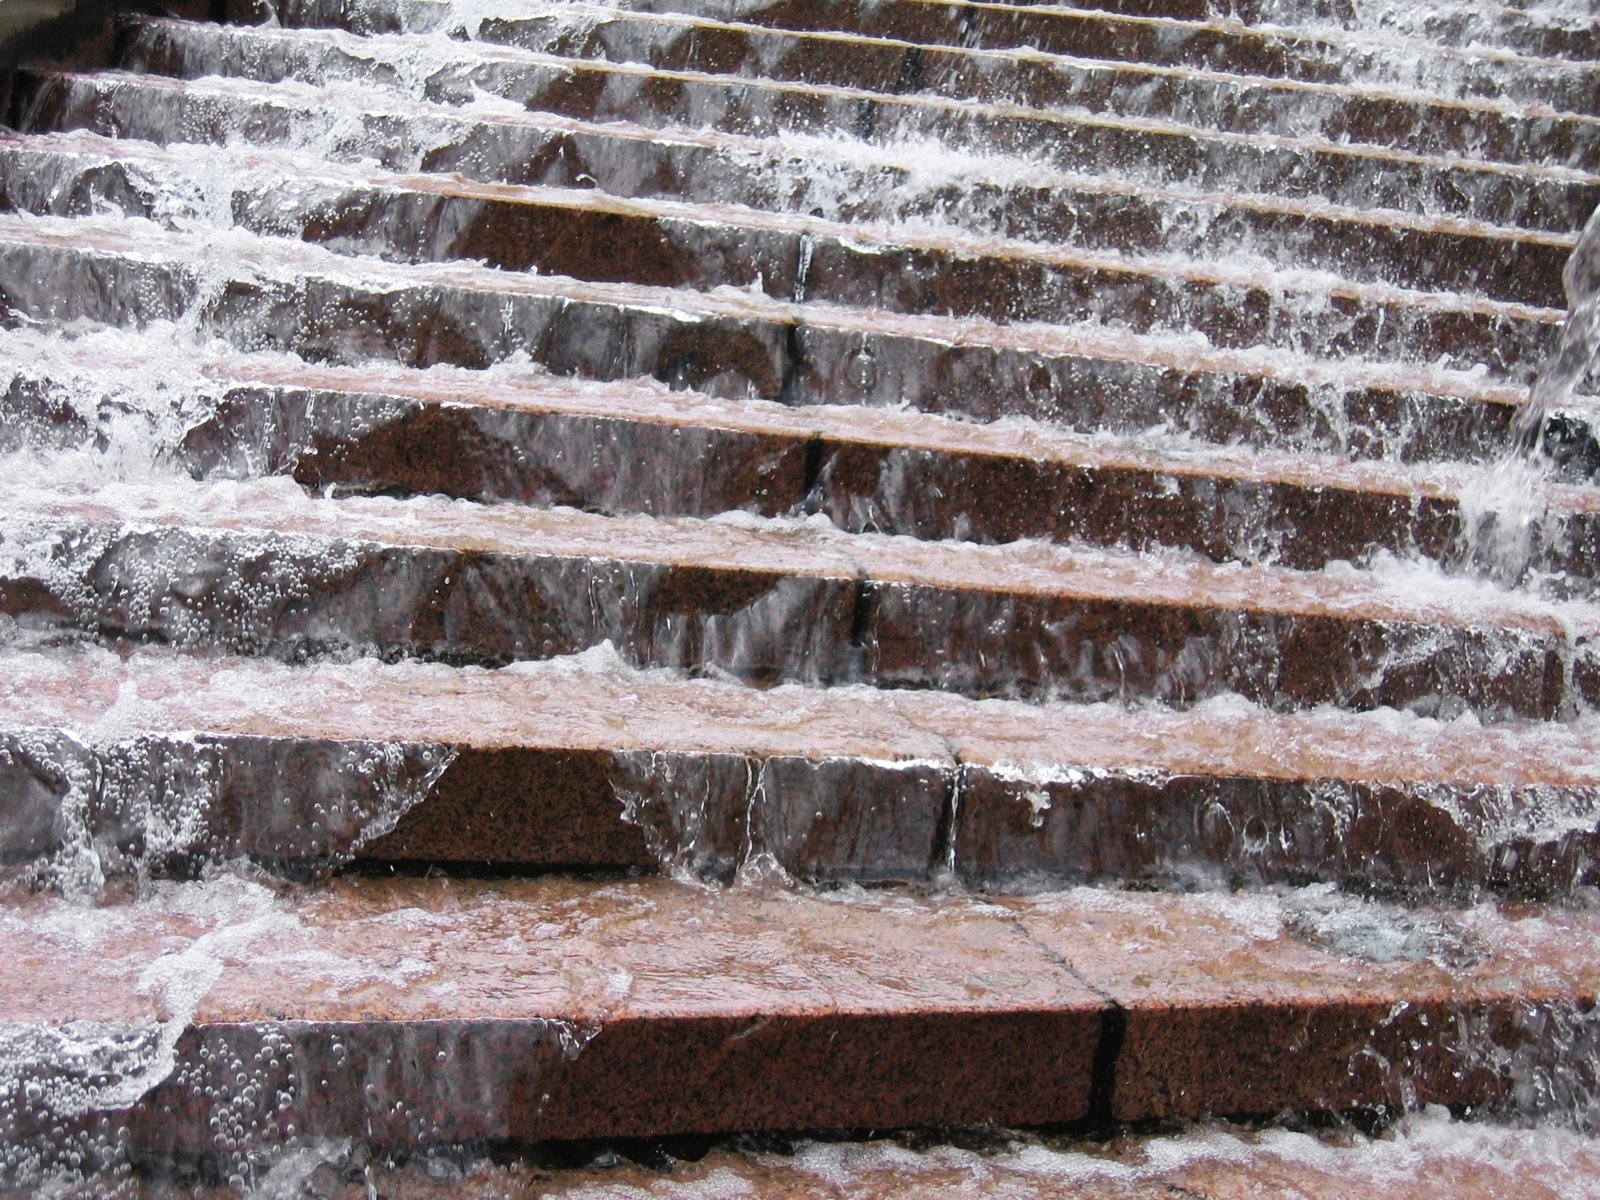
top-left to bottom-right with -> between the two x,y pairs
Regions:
5,642 -> 1600,890
8,81 -> 1579,310
0,0 -> 1596,1184
558,0 -> 1600,109
1,126 -> 1566,340
3,872 -> 1599,1146
72,1115 -> 1600,1200
8,325 -> 1600,572
115,3 -> 1600,168
606,0 -> 1600,68
0,210 -> 1572,465
3,473 -> 1597,717
79,18 -> 1600,230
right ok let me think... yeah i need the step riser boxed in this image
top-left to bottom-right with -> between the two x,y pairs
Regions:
0,731 -> 455,883
125,12 -> 1600,169
0,233 -> 1556,470
5,729 -> 1598,895
0,521 -> 1584,719
8,875 -> 1598,1174
14,72 -> 1574,310
0,150 -> 1539,365
957,771 -> 1600,896
4,998 -> 1581,1160
3,371 -> 1550,576
612,0 -> 1600,64
0,158 -> 1550,397
864,582 -> 1578,718
3,1009 -> 1100,1158
108,23 -> 1600,232
1237,1 -> 1600,60
484,15 -> 1600,167
502,0 -> 1600,110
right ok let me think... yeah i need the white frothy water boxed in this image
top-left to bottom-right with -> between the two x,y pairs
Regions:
1,0 -> 1598,1189
1518,204 -> 1600,457
1454,203 -> 1600,589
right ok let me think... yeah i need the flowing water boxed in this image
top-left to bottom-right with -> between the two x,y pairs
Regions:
1,0 -> 1600,1191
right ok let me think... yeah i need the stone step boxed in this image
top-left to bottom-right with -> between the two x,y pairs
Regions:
0,133 -> 1563,377
1038,0 -> 1600,62
498,0 -> 1600,111
598,0 -> 1600,66
3,871 -> 1598,1179
1263,2 -> 1600,62
10,74 -> 1577,312
0,213 -> 1566,465
7,331 -> 1600,575
1,474 -> 1595,719
92,19 -> 1600,233
130,1 -> 1600,169
7,642 -> 1600,893
1050,0 -> 1600,60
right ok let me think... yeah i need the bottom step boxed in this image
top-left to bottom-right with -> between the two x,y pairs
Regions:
2,874 -> 1597,1187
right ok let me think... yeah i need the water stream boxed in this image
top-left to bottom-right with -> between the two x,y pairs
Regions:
1,0 -> 1599,1191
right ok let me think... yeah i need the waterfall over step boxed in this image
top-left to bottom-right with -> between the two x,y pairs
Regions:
2,0 -> 1600,1194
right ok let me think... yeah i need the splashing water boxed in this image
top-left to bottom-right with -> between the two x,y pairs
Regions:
1452,204 -> 1600,588
1516,204 -> 1600,460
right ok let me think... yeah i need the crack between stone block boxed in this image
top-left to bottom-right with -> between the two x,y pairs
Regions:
1006,917 -> 1127,1129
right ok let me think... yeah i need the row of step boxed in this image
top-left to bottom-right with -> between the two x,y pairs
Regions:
3,0 -> 1600,1191
9,641 -> 1600,891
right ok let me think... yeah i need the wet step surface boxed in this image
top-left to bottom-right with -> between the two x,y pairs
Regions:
7,80 -> 1579,310
5,472 -> 1598,717
80,18 -> 1600,232
11,327 -> 1600,572
3,0 -> 1600,1187
562,0 -> 1600,109
122,5 -> 1600,168
602,0 -> 1600,66
3,128 -> 1568,351
5,871 -> 1600,1153
64,1113 -> 1600,1200
0,211 -> 1571,467
8,643 -> 1600,892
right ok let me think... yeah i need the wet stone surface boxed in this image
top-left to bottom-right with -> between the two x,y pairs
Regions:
4,874 -> 1600,1187
4,0 -> 1600,1188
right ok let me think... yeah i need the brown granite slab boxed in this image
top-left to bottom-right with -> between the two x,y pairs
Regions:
4,876 -> 1600,1162
0,208 -> 1564,437
11,327 -> 1592,572
3,475 -> 1596,717
133,3 -> 1600,168
0,644 -> 953,880
0,876 -> 1105,1156
5,645 -> 1600,889
106,16 -> 1600,237
614,0 -> 1600,80
8,97 -> 1575,315
1004,887 -> 1600,1121
0,131 -> 1554,372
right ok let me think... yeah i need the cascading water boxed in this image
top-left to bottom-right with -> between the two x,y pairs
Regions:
3,0 -> 1600,1192
1517,204 -> 1600,459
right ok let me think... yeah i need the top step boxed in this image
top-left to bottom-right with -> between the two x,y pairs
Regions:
255,0 -> 1600,113
159,3 -> 1600,169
